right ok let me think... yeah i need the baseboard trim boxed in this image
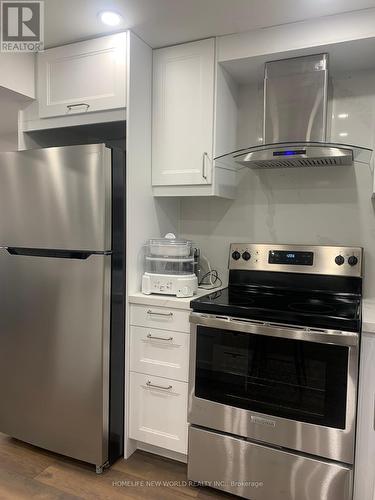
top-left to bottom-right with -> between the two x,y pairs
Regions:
136,442 -> 188,463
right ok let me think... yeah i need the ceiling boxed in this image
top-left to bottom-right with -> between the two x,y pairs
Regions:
44,0 -> 375,49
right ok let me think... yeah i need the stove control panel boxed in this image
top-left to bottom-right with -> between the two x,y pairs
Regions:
229,243 -> 363,277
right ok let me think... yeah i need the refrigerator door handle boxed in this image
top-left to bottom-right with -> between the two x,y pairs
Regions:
4,248 -> 112,259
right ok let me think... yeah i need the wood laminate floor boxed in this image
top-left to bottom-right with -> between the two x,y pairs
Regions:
0,433 -> 234,499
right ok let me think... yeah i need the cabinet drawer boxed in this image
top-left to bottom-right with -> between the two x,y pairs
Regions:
129,372 -> 188,454
130,326 -> 189,382
38,33 -> 127,118
130,304 -> 190,333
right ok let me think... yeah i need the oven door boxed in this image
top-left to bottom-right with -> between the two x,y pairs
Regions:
188,313 -> 359,464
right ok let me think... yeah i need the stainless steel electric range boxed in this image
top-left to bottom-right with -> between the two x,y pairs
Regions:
188,243 -> 362,500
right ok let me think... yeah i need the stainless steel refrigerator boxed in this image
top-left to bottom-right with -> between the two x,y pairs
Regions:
0,143 -> 125,473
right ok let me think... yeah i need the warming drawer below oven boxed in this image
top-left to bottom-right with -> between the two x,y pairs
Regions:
188,426 -> 353,500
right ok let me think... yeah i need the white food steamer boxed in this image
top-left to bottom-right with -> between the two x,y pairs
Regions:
142,234 -> 198,297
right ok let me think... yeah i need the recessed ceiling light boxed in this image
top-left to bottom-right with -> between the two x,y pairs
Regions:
339,132 -> 348,137
338,113 -> 349,119
99,11 -> 122,27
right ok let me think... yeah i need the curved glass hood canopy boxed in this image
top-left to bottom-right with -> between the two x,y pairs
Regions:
216,54 -> 373,169
216,142 -> 373,170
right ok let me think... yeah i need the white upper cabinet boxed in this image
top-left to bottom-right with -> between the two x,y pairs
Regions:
152,38 -> 215,188
37,33 -> 127,118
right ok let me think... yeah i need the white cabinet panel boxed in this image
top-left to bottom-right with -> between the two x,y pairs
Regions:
38,33 -> 127,118
130,304 -> 190,333
129,372 -> 188,454
152,38 -> 215,186
130,326 -> 189,382
354,332 -> 375,500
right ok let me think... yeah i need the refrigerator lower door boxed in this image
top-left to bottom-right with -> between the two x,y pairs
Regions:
0,250 -> 111,467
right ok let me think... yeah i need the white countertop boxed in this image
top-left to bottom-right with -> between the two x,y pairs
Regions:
362,299 -> 375,334
128,287 -> 221,310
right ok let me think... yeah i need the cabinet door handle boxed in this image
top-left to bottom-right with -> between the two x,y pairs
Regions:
147,309 -> 173,318
202,152 -> 208,180
67,103 -> 90,112
373,393 -> 375,431
146,380 -> 173,391
147,333 -> 173,341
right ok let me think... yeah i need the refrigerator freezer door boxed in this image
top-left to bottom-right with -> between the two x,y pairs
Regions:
0,144 -> 111,251
0,250 -> 111,466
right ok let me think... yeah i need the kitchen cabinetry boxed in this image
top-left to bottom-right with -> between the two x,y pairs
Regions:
130,304 -> 190,333
152,38 -> 237,198
128,302 -> 190,455
354,330 -> 375,500
37,33 -> 127,118
18,32 -> 127,149
129,372 -> 188,454
130,326 -> 190,380
152,38 -> 214,187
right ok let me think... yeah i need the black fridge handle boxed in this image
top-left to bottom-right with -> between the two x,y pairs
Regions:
5,248 -> 111,259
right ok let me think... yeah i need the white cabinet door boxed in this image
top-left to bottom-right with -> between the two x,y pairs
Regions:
152,38 -> 215,186
38,33 -> 127,118
130,326 -> 190,382
129,372 -> 188,454
354,332 -> 375,500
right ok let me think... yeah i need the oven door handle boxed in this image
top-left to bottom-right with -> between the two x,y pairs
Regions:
189,312 -> 359,347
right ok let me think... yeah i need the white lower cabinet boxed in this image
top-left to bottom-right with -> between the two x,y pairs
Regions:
129,372 -> 188,454
130,326 -> 189,382
128,299 -> 191,455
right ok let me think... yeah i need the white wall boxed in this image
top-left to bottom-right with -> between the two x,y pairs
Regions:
126,32 -> 180,295
0,88 -> 34,152
180,69 -> 375,298
0,53 -> 35,99
0,132 -> 18,151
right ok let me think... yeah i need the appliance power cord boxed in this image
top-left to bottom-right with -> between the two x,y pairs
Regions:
198,254 -> 222,290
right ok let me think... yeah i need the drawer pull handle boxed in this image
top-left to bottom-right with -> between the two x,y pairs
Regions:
147,333 -> 173,342
147,309 -> 173,318
67,103 -> 90,112
202,152 -> 208,180
146,380 -> 172,391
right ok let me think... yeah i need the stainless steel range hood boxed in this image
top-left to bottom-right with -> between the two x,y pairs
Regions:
233,142 -> 361,169
219,53 -> 372,169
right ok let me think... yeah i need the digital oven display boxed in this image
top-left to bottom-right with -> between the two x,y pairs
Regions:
268,250 -> 314,266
